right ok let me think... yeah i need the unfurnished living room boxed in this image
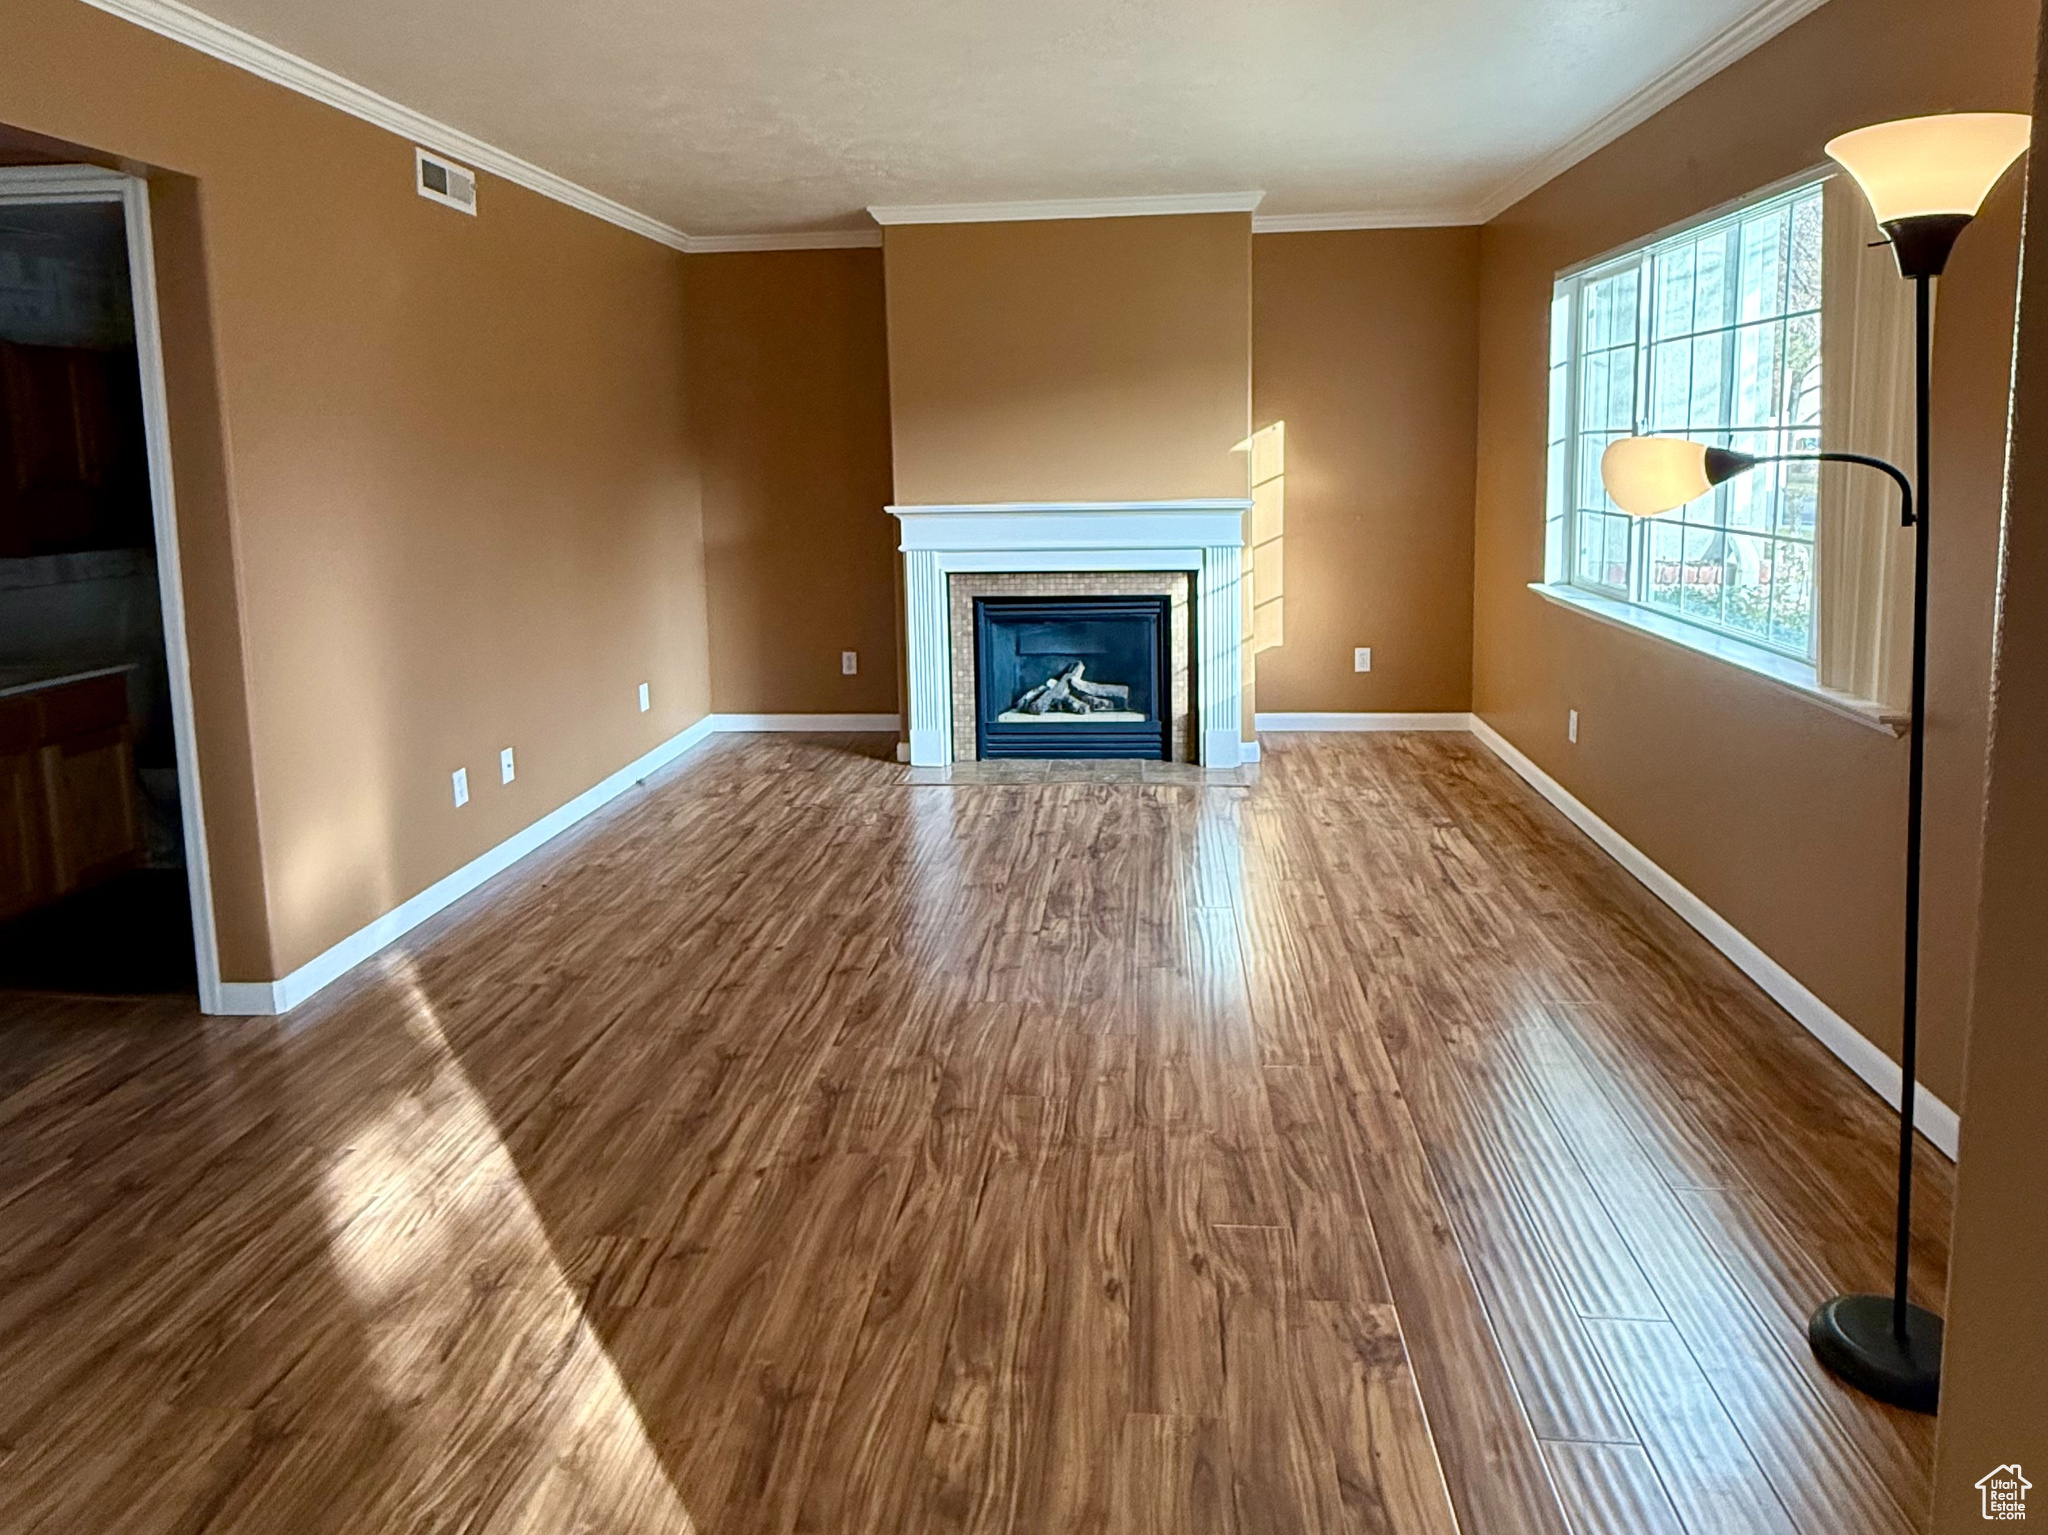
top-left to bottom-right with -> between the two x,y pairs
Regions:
3,0 -> 2048,1530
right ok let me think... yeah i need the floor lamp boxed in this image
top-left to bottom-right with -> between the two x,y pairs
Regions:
1599,110 -> 2028,1418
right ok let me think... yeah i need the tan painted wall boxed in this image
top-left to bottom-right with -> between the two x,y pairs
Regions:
1251,229 -> 1479,714
149,174 -> 273,980
883,215 -> 1252,506
1932,22 -> 2048,1514
684,249 -> 898,715
2,0 -> 711,981
694,224 -> 1484,727
1472,0 -> 2036,1107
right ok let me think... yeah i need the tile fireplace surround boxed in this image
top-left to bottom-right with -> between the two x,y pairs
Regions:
888,501 -> 1251,768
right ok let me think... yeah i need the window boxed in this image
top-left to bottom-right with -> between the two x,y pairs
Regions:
1545,181 -> 1826,661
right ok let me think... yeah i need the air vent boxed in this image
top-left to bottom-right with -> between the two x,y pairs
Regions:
414,148 -> 477,215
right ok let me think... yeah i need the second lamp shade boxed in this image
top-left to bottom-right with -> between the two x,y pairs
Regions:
1599,437 -> 1756,517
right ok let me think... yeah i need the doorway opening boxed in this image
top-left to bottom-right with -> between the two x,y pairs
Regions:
0,164 -> 219,1002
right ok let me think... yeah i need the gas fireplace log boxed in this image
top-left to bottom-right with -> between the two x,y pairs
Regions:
1015,668 -> 1085,714
1013,661 -> 1132,715
1067,671 -> 1131,707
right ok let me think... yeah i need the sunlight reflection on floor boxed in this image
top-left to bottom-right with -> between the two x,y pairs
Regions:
318,960 -> 699,1532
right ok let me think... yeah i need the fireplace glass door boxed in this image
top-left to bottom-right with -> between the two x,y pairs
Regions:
973,595 -> 1171,760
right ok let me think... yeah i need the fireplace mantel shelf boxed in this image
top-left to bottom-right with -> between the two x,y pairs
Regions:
889,499 -> 1250,555
888,499 -> 1250,769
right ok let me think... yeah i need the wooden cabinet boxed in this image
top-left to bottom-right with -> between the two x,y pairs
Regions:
0,671 -> 141,923
0,340 -> 153,558
0,739 -> 48,920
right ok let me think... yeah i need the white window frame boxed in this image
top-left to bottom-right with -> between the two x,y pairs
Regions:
1544,174 -> 1828,665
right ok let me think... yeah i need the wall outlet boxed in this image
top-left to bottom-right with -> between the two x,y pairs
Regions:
1568,709 -> 1579,744
638,682 -> 651,713
1354,647 -> 1373,673
451,767 -> 469,807
842,650 -> 859,676
500,747 -> 515,785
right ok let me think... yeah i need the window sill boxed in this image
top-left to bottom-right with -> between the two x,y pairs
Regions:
1528,583 -> 1908,737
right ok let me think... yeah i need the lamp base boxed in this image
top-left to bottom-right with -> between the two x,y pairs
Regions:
1808,1293 -> 1942,1414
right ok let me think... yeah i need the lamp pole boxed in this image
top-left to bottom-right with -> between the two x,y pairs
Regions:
1894,271 -> 1934,1350
1806,213 -> 1964,1419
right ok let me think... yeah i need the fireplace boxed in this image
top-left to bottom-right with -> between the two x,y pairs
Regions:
948,570 -> 1193,761
974,595 -> 1171,760
888,500 -> 1249,768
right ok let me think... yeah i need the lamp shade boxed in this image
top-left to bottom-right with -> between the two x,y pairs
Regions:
1600,437 -> 1756,517
1825,113 -> 2031,225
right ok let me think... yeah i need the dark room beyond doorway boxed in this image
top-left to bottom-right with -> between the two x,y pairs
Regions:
0,184 -> 193,994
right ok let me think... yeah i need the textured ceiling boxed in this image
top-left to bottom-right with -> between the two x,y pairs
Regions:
177,0 -> 1817,235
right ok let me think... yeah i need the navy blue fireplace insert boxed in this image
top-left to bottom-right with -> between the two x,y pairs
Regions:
973,595 -> 1172,760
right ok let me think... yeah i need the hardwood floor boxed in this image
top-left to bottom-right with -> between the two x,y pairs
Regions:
0,732 -> 1949,1534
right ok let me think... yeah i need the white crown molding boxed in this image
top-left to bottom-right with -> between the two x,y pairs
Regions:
1252,209 -> 1484,233
77,0 -> 695,251
688,228 -> 884,253
78,0 -> 1827,260
868,191 -> 1264,226
1472,0 -> 1837,222
78,0 -> 894,255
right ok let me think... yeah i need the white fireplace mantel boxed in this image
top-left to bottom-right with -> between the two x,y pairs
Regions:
888,499 -> 1251,768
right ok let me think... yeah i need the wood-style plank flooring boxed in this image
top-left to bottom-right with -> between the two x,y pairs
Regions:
0,733 -> 1950,1533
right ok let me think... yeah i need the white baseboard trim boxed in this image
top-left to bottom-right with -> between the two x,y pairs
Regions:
1239,741 -> 1263,764
1256,711 -> 1476,732
213,715 -> 719,1017
711,712 -> 901,732
1468,715 -> 1959,1160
